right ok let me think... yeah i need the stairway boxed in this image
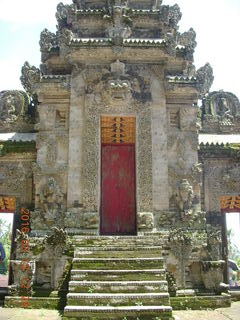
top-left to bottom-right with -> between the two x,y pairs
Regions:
64,235 -> 173,320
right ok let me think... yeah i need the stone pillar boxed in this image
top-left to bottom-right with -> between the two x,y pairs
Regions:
150,69 -> 169,212
67,67 -> 85,208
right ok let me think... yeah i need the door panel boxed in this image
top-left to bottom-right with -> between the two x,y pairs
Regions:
101,144 -> 136,235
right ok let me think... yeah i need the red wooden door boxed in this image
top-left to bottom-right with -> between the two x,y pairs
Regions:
101,143 -> 136,235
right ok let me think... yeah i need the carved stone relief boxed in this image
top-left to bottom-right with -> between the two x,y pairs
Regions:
80,64 -> 152,213
32,177 -> 66,230
201,91 -> 240,133
0,161 -> 33,195
0,90 -> 34,131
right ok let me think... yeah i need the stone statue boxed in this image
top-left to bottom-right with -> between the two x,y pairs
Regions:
176,179 -> 194,220
38,178 -> 65,223
106,1 -> 132,44
218,97 -> 234,121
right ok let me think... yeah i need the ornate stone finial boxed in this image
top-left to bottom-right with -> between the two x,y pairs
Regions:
106,1 -> 132,44
110,60 -> 125,75
39,29 -> 57,52
196,63 -> 214,97
56,2 -> 69,29
168,4 -> 182,30
20,62 -> 41,95
178,28 -> 197,61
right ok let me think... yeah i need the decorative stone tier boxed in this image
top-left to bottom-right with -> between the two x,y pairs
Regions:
64,235 -> 173,320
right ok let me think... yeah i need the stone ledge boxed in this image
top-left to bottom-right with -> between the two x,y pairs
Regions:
4,296 -> 60,310
170,295 -> 231,310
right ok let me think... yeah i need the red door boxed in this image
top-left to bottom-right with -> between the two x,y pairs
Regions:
101,143 -> 136,235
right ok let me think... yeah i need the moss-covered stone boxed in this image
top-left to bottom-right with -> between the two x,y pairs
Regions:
170,295 -> 231,310
4,296 -> 60,309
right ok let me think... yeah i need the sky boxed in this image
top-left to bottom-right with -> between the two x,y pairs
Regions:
0,0 -> 240,99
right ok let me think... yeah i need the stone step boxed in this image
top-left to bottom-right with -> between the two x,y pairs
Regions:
72,257 -> 165,270
72,235 -> 169,247
75,247 -> 164,258
67,292 -> 170,306
64,305 -> 172,320
71,269 -> 166,281
69,280 -> 168,293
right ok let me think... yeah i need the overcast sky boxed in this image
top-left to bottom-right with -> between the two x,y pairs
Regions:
0,0 -> 239,99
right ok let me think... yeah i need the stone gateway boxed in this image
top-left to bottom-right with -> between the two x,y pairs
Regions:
0,0 -> 239,318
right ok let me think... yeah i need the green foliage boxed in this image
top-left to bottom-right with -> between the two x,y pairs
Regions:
0,217 -> 12,273
227,229 -> 240,262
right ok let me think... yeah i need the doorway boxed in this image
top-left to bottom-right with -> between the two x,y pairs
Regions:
100,116 -> 137,235
0,212 -> 14,288
220,195 -> 240,288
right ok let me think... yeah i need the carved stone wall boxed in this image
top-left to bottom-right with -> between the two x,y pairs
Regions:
80,62 -> 153,214
203,159 -> 240,212
0,153 -> 35,206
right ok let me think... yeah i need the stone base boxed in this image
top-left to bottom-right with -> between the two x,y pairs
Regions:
230,290 -> 240,301
170,294 -> 231,310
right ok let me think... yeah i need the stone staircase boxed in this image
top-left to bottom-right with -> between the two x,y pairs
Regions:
64,234 -> 173,320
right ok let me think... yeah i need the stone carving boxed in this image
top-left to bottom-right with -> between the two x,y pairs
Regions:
176,179 -> 194,220
200,260 -> 225,293
39,29 -> 58,52
190,163 -> 203,186
160,4 -> 182,30
10,260 -> 35,295
46,139 -> 57,166
20,62 -> 41,95
204,163 -> 240,212
196,63 -> 214,97
59,28 -> 73,46
44,227 -> 68,248
0,162 -> 33,194
178,28 -> 197,61
0,90 -> 29,125
106,1 -> 132,44
36,177 -> 65,224
138,212 -> 154,230
206,226 -> 222,260
56,2 -> 73,29
168,228 -> 193,287
82,66 -> 152,213
201,91 -> 240,133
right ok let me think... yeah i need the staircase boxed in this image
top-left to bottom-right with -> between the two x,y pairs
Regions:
64,234 -> 173,320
